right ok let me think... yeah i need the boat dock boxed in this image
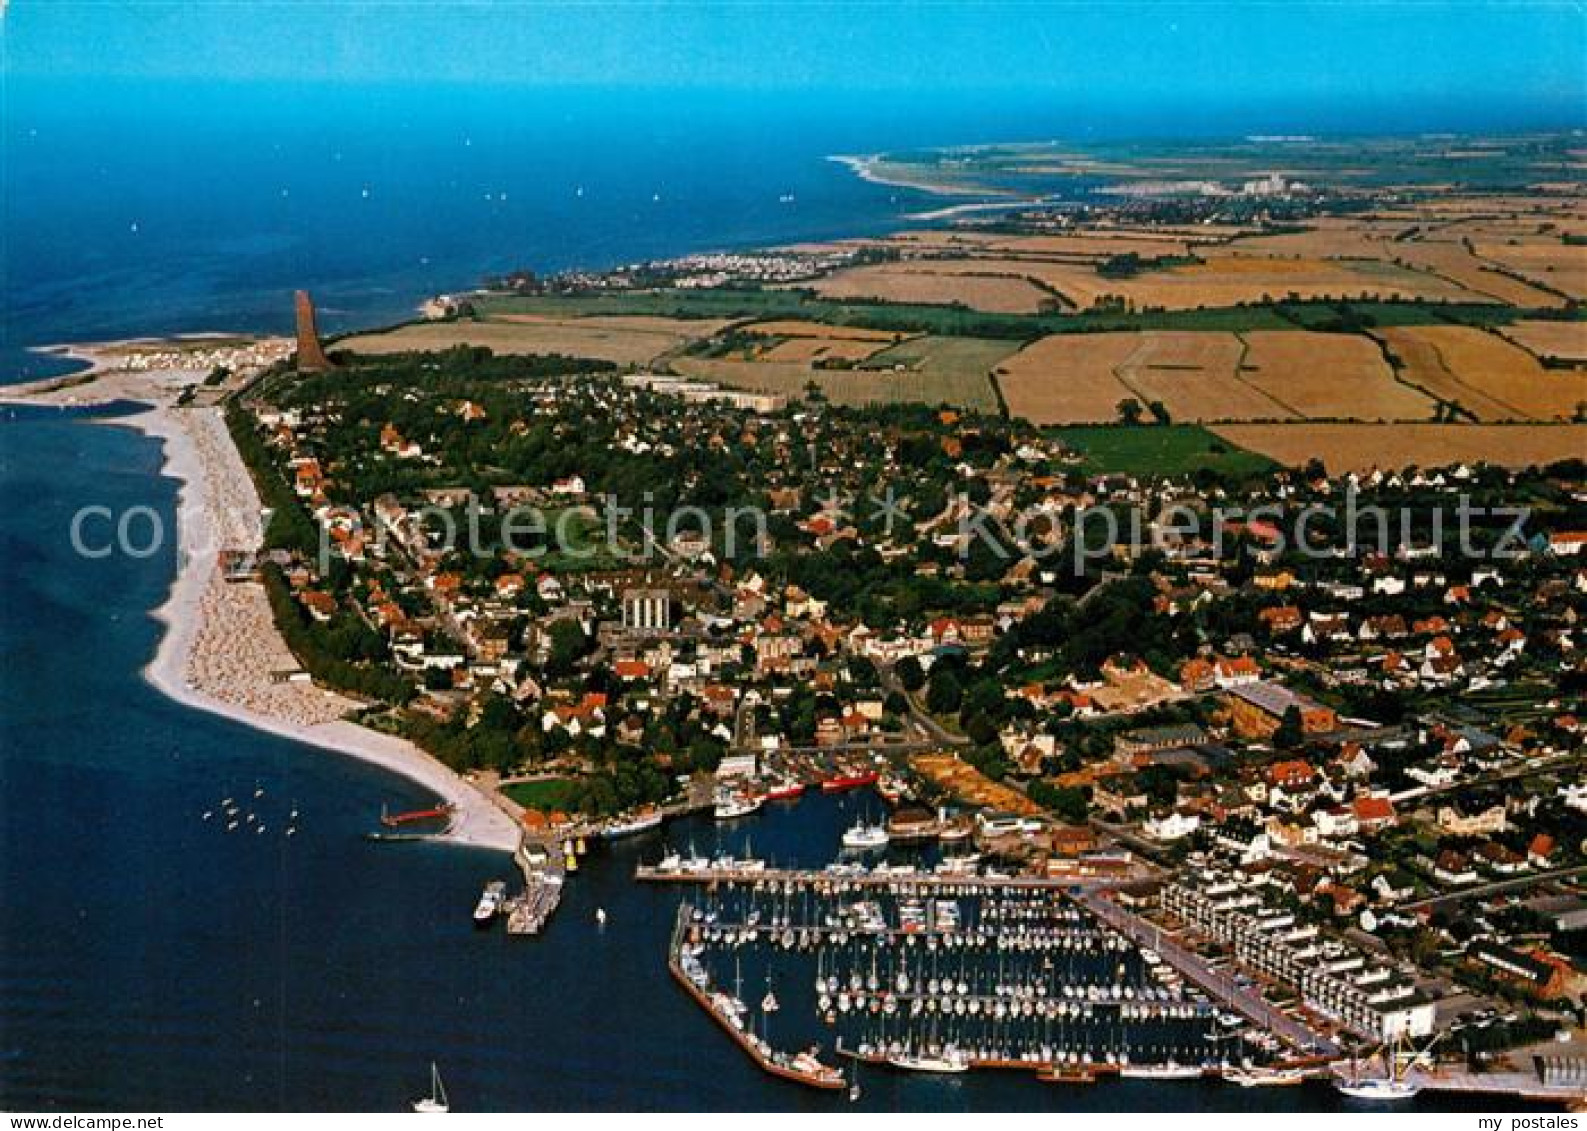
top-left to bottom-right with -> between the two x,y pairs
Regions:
667,904 -> 847,1092
1078,889 -> 1341,1058
636,864 -> 1143,891
505,840 -> 566,936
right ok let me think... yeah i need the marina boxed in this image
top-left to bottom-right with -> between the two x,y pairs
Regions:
660,862 -> 1310,1090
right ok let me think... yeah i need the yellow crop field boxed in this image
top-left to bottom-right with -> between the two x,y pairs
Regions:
807,263 -> 1052,313
1501,320 -> 1587,364
339,315 -> 728,366
1114,331 -> 1294,422
1390,240 -> 1568,308
1473,239 -> 1587,300
1213,422 -> 1587,472
1375,325 -> 1587,421
997,334 -> 1141,424
1239,330 -> 1438,420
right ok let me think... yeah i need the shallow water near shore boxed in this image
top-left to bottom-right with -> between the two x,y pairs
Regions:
0,411 -> 1548,1112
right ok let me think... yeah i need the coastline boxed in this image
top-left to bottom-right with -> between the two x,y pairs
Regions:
827,152 -> 1009,198
6,350 -> 523,856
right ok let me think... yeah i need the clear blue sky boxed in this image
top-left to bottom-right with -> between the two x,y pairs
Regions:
5,2 -> 1584,120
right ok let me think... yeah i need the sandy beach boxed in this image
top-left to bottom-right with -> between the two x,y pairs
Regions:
6,342 -> 523,855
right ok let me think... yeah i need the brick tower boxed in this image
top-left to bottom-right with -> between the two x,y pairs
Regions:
294,289 -> 332,371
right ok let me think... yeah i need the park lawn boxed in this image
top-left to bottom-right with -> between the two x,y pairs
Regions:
502,778 -> 583,812
1052,424 -> 1277,478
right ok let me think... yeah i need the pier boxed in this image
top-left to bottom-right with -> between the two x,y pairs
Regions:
505,839 -> 566,936
1078,890 -> 1341,1057
636,863 -> 1146,891
667,904 -> 847,1091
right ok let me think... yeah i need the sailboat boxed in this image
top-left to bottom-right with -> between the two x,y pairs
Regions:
411,1062 -> 449,1113
1335,1034 -> 1437,1101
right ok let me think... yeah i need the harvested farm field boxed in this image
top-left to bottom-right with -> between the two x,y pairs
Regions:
1114,331 -> 1294,422
1238,330 -> 1438,420
1471,238 -> 1587,300
338,314 -> 727,366
806,263 -> 1051,313
1000,330 -> 1293,425
1373,325 -> 1587,420
998,334 -> 1141,424
1501,320 -> 1587,364
1213,422 -> 1587,471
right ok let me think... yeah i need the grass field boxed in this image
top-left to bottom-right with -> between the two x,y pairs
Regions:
1212,422 -> 1587,471
501,778 -> 582,812
1051,424 -> 1278,478
472,290 -> 1511,341
674,334 -> 1006,411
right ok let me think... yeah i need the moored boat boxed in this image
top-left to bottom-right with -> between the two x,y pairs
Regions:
714,790 -> 763,820
821,769 -> 879,794
841,820 -> 890,851
601,808 -> 665,839
473,880 -> 507,927
888,1048 -> 970,1074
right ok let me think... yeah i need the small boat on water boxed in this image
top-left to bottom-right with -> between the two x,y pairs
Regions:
411,1062 -> 449,1113
595,907 -> 608,926
473,881 -> 507,928
841,820 -> 890,851
821,770 -> 879,794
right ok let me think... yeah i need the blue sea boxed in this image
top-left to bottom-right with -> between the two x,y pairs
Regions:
0,81 -> 1553,1110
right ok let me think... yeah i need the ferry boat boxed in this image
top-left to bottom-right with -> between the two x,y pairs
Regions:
473,881 -> 507,927
841,820 -> 890,850
714,791 -> 763,820
601,808 -> 664,839
821,769 -> 879,794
